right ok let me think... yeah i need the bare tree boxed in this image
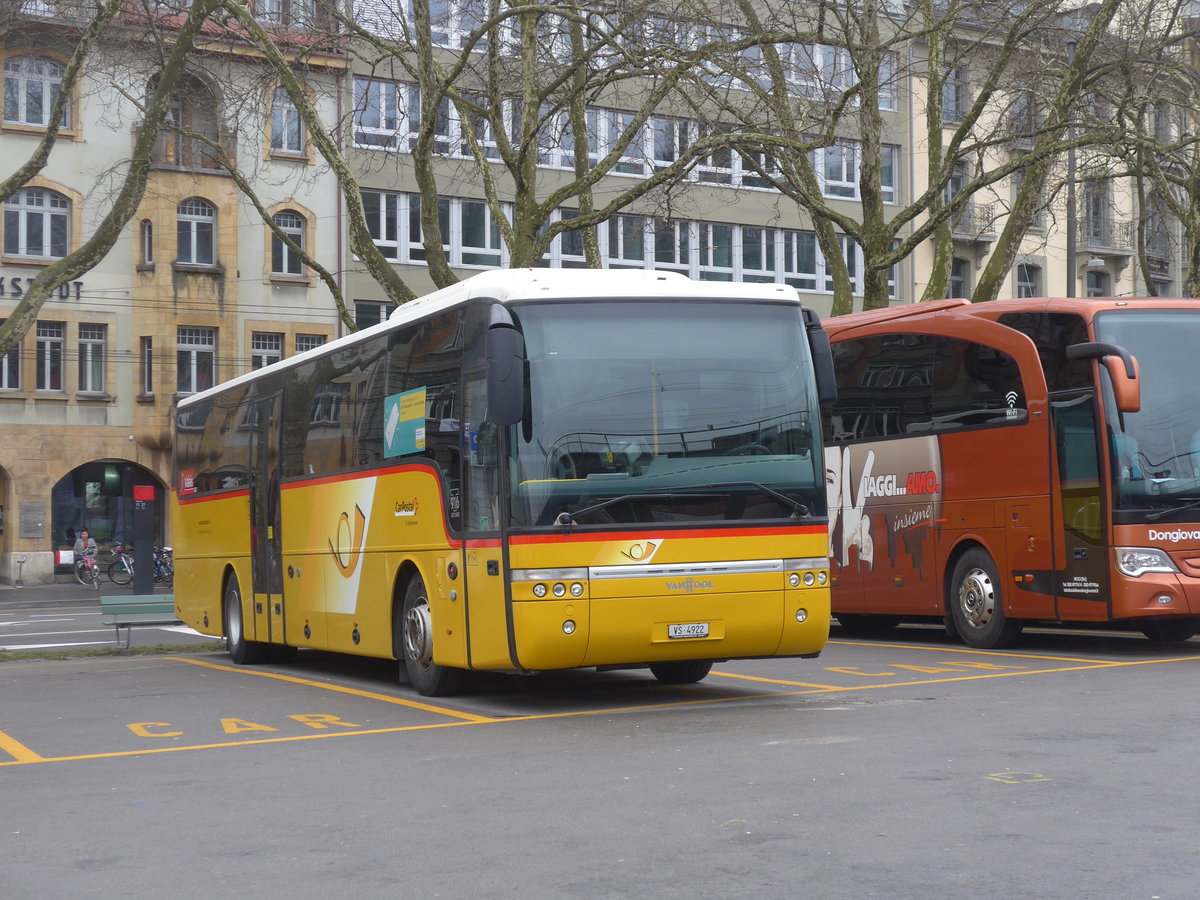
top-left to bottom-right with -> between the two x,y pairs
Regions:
0,0 -> 226,357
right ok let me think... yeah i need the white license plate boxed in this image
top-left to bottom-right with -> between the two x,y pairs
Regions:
668,622 -> 710,639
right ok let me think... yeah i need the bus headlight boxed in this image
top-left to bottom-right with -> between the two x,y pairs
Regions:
795,608 -> 808,623
1116,547 -> 1179,577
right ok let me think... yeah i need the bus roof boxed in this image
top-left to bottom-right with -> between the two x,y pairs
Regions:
177,269 -> 804,410
387,268 -> 803,313
825,296 -> 1200,338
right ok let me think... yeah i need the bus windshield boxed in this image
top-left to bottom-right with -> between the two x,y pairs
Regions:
1096,309 -> 1200,519
509,299 -> 824,527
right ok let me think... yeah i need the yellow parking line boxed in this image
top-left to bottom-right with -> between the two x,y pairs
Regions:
827,639 -> 1115,665
169,657 -> 497,723
710,671 -> 841,690
0,720 -> 476,767
0,728 -> 44,764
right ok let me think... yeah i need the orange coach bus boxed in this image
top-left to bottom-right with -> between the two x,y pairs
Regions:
822,296 -> 1200,648
172,269 -> 836,694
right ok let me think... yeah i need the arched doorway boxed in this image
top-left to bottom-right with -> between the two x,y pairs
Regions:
50,460 -> 165,551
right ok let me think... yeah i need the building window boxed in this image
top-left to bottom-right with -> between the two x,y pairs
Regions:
1083,179 -> 1110,244
258,0 -> 314,28
153,74 -> 221,170
140,219 -> 153,265
1085,270 -> 1109,297
945,159 -> 969,203
652,218 -> 691,274
353,77 -> 414,149
818,141 -> 858,199
3,55 -> 67,127
606,215 -> 646,269
271,209 -> 304,275
0,318 -> 19,390
354,301 -> 395,329
35,320 -> 63,391
251,331 -> 282,370
878,51 -> 897,112
295,333 -> 325,354
458,200 -> 501,266
177,326 -> 215,394
942,67 -> 967,122
697,223 -> 734,281
140,336 -> 153,394
783,231 -> 818,291
78,323 -> 105,393
881,145 -> 899,204
177,197 -> 216,266
4,187 -> 69,258
740,227 -> 776,283
949,258 -> 969,298
270,86 -> 304,153
1016,263 -> 1041,298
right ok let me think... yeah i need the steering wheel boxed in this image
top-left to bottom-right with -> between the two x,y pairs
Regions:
552,452 -> 577,479
730,443 -> 772,456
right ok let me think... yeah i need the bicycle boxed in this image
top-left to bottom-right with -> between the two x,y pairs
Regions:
107,542 -> 135,586
74,552 -> 101,590
153,545 -> 174,588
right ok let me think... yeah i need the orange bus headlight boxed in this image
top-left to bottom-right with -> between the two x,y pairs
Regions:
1115,547 -> 1179,577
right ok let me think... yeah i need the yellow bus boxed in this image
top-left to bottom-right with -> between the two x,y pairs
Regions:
172,269 -> 835,694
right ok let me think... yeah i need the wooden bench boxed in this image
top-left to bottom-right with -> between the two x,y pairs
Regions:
100,594 -> 180,649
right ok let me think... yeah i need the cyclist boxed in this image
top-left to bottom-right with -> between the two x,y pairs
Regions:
74,529 -> 97,562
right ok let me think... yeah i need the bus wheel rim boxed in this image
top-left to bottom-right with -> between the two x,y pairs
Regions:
959,568 -> 995,628
228,593 -> 242,644
404,598 -> 433,670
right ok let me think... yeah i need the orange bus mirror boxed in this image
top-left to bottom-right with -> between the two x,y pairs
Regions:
1104,354 -> 1140,414
1066,341 -> 1140,414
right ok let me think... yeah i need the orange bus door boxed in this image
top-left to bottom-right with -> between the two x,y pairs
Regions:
1049,390 -> 1111,621
248,392 -> 285,644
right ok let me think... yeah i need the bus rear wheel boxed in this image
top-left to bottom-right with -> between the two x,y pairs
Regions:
949,549 -> 1022,649
649,660 -> 713,684
398,577 -> 467,697
225,575 -> 267,665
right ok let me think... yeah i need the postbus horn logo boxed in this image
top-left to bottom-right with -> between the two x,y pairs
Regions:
329,505 -> 367,578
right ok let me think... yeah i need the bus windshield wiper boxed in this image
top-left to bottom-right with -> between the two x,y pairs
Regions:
555,493 -> 718,527
706,481 -> 813,518
1145,498 -> 1200,522
554,482 -> 811,526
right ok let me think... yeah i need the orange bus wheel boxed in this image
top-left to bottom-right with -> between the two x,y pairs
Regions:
948,549 -> 1022,650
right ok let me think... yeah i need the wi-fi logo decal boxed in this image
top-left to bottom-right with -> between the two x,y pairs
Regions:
1005,391 -> 1019,409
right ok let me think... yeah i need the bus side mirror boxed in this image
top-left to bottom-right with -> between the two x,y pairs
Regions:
1066,341 -> 1140,414
803,308 -> 838,405
486,324 -> 525,426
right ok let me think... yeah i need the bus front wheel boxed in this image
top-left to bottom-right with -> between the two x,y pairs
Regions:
649,660 -> 713,684
225,575 -> 267,665
398,577 -> 467,697
1141,618 -> 1199,643
948,549 -> 1022,649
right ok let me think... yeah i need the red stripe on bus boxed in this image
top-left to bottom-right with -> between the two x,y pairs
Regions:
510,525 -> 825,544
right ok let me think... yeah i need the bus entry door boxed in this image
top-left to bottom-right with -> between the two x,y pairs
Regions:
249,393 -> 285,644
1050,391 -> 1111,619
